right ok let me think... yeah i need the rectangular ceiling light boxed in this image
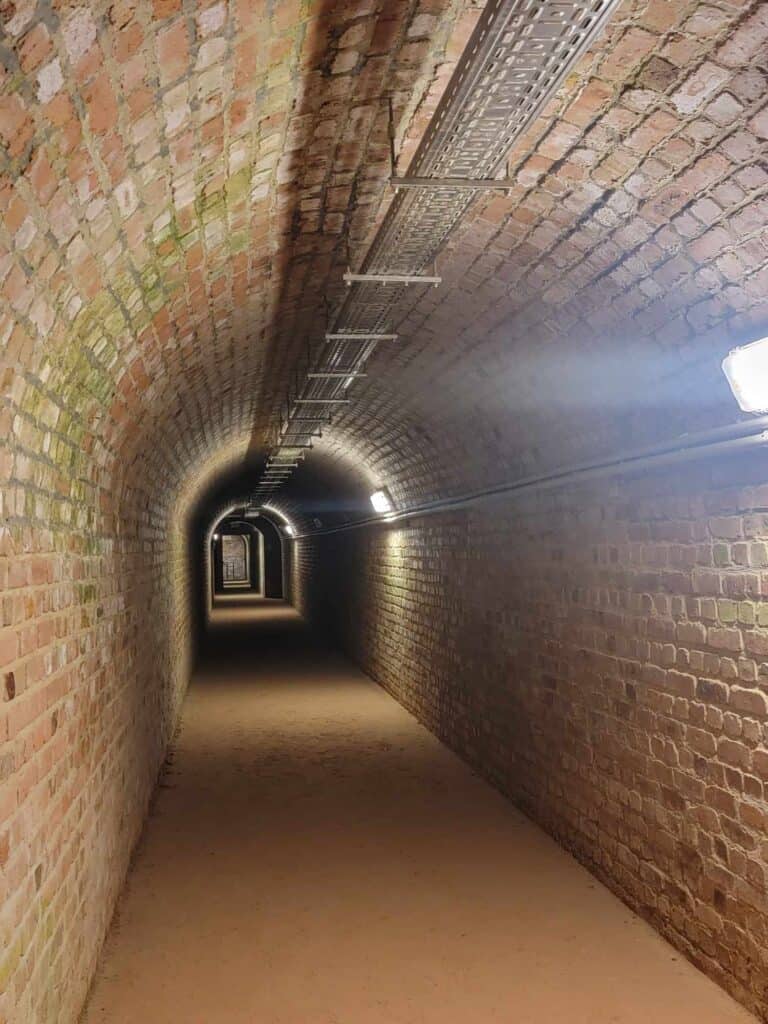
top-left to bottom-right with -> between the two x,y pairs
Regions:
722,337 -> 768,412
370,489 -> 393,514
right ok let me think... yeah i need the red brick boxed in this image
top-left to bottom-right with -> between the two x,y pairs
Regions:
157,20 -> 189,84
83,73 -> 118,134
2,1 -> 768,1020
0,94 -> 33,158
18,23 -> 53,74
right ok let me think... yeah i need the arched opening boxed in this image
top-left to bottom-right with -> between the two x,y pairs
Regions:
216,531 -> 253,589
246,513 -> 285,599
204,506 -> 287,620
211,517 -> 263,596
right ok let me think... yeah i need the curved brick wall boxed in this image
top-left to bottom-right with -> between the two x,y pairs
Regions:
282,0 -> 768,1016
293,453 -> 768,1017
3,0 -> 768,1020
0,1 -> 472,1019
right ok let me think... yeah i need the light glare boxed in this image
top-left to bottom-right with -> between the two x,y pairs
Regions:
723,336 -> 768,413
261,503 -> 295,537
370,489 -> 393,514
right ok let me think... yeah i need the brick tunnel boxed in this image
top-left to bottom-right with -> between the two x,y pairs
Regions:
2,0 -> 768,1020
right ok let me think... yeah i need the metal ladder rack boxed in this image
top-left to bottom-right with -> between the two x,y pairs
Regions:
252,0 -> 622,502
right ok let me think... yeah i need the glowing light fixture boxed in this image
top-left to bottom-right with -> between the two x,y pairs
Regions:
370,489 -> 394,514
261,503 -> 296,538
723,337 -> 768,412
213,533 -> 220,541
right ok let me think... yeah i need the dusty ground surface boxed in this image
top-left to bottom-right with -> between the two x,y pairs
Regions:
81,601 -> 757,1024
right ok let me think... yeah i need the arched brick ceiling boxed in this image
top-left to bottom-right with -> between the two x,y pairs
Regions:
0,0 -> 479,524
287,0 -> 768,515
3,0 -> 768,524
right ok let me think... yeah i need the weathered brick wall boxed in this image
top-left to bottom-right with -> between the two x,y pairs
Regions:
0,413 -> 250,1023
3,0 -> 768,1019
0,1 -> 473,1019
294,451 -> 768,1019
0,473 -> 187,1023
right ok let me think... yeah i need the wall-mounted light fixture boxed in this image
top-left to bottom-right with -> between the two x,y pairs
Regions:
260,504 -> 297,538
213,533 -> 220,541
723,336 -> 768,412
370,488 -> 394,514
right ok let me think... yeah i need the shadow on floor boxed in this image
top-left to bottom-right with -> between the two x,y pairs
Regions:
202,598 -> 327,668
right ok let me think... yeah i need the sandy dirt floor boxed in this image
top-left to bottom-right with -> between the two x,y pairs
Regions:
81,600 -> 757,1024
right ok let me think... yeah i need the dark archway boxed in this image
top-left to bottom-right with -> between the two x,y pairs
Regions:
212,519 -> 261,594
209,512 -> 284,600
241,513 -> 284,598
190,497 -> 290,666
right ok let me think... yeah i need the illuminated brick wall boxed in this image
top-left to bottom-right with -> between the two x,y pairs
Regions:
295,452 -> 768,1019
3,0 -> 768,1020
0,1 -> 466,1018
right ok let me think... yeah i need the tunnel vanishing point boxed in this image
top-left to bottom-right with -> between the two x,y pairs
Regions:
3,0 -> 768,1021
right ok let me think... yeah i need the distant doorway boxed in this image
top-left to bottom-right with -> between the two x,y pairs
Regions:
212,523 -> 265,597
221,533 -> 251,587
205,511 -> 285,625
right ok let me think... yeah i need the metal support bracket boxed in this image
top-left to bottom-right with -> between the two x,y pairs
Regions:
390,176 -> 515,192
307,372 -> 367,379
325,333 -> 398,343
387,95 -> 397,179
343,269 -> 441,287
295,398 -> 350,405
